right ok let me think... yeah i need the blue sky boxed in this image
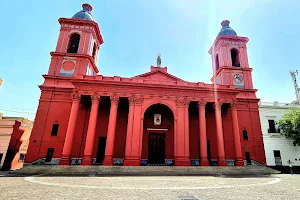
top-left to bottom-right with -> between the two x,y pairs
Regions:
0,0 -> 299,120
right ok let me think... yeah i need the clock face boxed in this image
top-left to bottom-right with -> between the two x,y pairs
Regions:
233,74 -> 243,84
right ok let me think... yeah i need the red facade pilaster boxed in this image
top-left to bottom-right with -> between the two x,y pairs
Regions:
231,101 -> 244,166
175,99 -> 190,166
60,93 -> 81,165
198,101 -> 209,166
81,94 -> 100,165
130,98 -> 143,165
214,102 -> 227,166
103,96 -> 119,166
184,101 -> 190,161
124,97 -> 137,166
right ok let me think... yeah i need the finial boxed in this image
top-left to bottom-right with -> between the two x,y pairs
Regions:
221,20 -> 230,27
157,53 -> 161,67
82,3 -> 93,12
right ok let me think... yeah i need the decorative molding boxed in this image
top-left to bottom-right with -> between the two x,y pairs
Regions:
154,114 -> 162,126
91,93 -> 100,103
146,128 -> 168,131
72,92 -> 81,102
198,101 -> 207,108
213,102 -> 222,110
231,100 -> 238,109
128,96 -> 144,106
110,95 -> 119,104
74,84 -> 237,103
176,98 -> 189,107
128,96 -> 135,106
134,97 -> 144,105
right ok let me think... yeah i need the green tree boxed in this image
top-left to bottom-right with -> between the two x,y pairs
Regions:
278,109 -> 300,146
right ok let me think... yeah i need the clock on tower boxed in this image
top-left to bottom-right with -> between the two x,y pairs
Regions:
209,20 -> 254,90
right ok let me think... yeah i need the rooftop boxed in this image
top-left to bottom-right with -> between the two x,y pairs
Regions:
72,4 -> 95,21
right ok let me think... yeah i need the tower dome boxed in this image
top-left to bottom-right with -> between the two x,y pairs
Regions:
218,20 -> 237,36
72,4 -> 95,21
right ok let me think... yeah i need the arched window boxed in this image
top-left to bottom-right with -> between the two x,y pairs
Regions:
92,42 -> 97,60
67,33 -> 80,53
231,48 -> 240,67
215,54 -> 220,71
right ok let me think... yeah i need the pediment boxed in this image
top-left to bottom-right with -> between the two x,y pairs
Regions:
134,67 -> 184,82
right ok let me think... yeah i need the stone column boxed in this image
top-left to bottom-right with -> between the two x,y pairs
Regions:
175,99 -> 190,166
60,93 -> 81,165
123,97 -> 135,166
214,102 -> 227,166
103,96 -> 119,166
231,101 -> 244,166
81,94 -> 100,165
198,101 -> 209,166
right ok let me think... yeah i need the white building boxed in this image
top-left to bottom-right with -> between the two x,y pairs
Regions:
259,101 -> 300,167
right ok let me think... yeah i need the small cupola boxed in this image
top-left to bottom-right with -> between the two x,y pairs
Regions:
72,4 -> 95,21
218,20 -> 237,36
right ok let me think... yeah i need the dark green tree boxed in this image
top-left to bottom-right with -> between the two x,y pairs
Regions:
278,109 -> 300,146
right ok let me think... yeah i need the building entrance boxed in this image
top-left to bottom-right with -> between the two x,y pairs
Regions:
148,133 -> 165,164
96,137 -> 107,164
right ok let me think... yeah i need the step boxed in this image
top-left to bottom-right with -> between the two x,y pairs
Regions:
11,165 -> 280,176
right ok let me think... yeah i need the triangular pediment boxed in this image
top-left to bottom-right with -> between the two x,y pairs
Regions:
134,66 -> 184,82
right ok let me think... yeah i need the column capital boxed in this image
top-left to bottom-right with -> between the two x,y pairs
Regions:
110,95 -> 119,104
176,99 -> 189,108
129,96 -> 144,106
128,97 -> 135,106
91,93 -> 100,103
72,92 -> 81,102
198,101 -> 206,108
231,100 -> 238,110
213,102 -> 222,110
134,97 -> 144,106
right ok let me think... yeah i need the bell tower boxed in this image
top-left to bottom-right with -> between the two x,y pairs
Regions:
209,20 -> 253,89
47,4 -> 104,77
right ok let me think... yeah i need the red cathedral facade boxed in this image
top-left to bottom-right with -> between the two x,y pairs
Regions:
25,4 -> 266,167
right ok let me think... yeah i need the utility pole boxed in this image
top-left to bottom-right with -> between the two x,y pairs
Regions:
290,70 -> 300,104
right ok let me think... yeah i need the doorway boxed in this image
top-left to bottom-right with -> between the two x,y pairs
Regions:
245,152 -> 251,165
1,149 -> 15,170
207,140 -> 211,164
96,137 -> 107,164
148,133 -> 165,164
45,148 -> 54,162
273,150 -> 282,166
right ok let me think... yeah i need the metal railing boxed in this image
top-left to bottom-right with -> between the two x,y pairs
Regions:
268,127 -> 281,133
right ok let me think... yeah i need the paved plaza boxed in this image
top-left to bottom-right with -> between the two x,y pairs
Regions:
0,173 -> 299,200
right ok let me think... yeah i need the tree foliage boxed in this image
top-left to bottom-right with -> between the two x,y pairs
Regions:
278,109 -> 300,146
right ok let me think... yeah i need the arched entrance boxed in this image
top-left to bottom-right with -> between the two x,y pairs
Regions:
141,104 -> 175,165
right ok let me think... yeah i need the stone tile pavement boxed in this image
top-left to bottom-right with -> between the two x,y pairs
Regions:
0,174 -> 299,200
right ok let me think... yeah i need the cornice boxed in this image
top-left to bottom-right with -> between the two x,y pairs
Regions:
41,74 -> 240,94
